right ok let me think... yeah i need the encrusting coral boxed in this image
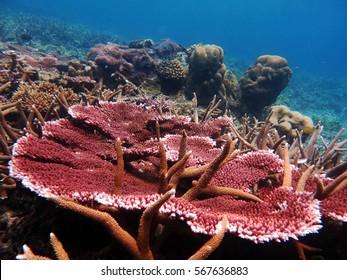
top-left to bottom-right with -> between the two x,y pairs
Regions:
239,55 -> 293,117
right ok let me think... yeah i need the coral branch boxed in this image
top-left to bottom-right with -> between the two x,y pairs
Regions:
201,185 -> 263,203
282,143 -> 292,188
50,233 -> 70,260
51,196 -> 141,259
182,135 -> 232,201
296,165 -> 314,192
16,245 -> 51,260
137,189 -> 175,259
188,215 -> 228,260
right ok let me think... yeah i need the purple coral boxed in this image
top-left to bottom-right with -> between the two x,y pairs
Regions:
88,43 -> 156,85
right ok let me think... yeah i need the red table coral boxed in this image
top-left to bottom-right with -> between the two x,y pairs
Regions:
9,101 -> 347,245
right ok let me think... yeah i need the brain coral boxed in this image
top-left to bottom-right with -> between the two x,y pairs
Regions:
239,55 -> 293,117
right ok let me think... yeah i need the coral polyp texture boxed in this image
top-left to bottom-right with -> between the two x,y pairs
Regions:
156,59 -> 187,94
8,101 -> 347,256
239,55 -> 293,117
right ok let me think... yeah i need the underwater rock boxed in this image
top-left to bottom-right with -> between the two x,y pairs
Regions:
128,39 -> 154,49
239,55 -> 292,117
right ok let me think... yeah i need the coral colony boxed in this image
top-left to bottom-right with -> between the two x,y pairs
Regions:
0,35 -> 346,260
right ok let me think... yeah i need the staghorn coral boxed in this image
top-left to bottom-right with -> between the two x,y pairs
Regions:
11,82 -> 78,113
269,105 -> 314,138
239,55 -> 293,117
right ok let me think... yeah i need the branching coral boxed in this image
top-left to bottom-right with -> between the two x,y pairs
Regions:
11,82 -> 78,113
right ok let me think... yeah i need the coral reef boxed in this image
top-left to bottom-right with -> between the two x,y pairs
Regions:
269,105 -> 314,138
0,26 -> 346,260
239,55 -> 293,117
0,11 -> 124,59
88,43 -> 156,86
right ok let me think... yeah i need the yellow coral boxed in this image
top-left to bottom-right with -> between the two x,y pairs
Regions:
12,82 -> 78,113
269,105 -> 314,137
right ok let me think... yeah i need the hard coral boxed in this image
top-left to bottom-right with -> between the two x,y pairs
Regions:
239,55 -> 293,117
185,44 -> 238,108
12,82 -> 78,113
151,39 -> 186,59
9,101 -> 347,254
156,59 -> 187,94
88,43 -> 156,86
269,105 -> 314,138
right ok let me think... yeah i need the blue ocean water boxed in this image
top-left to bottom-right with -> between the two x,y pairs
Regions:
3,0 -> 347,78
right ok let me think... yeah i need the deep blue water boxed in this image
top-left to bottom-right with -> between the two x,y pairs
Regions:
2,0 -> 347,78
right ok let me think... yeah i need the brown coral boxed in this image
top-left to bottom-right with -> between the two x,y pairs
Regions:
239,55 -> 293,117
185,44 -> 239,109
156,59 -> 187,94
269,105 -> 314,138
12,82 -> 78,113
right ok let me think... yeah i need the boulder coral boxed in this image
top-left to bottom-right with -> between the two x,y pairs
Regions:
269,105 -> 315,138
239,55 -> 293,117
185,44 -> 239,108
